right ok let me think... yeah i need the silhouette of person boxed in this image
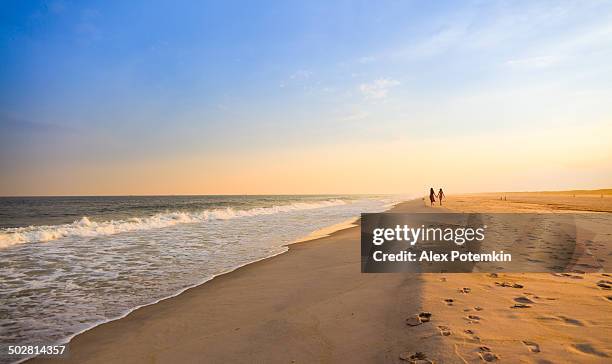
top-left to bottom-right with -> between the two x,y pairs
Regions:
429,188 -> 436,206
438,188 -> 445,206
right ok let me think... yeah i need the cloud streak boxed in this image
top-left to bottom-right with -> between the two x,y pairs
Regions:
359,78 -> 400,100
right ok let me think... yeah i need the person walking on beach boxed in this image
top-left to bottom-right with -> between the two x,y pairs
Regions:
429,188 -> 436,206
438,188 -> 445,206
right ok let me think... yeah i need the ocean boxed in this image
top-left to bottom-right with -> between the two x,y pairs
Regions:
0,195 -> 398,363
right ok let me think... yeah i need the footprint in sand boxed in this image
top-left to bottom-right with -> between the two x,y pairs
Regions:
463,329 -> 480,342
558,273 -> 584,279
511,303 -> 531,309
437,325 -> 451,336
514,296 -> 535,304
535,315 -> 583,326
557,315 -> 583,326
522,340 -> 541,353
571,343 -> 609,358
458,287 -> 471,293
466,314 -> 481,323
597,280 -> 611,289
406,312 -> 432,326
495,281 -> 523,288
444,298 -> 454,306
398,351 -> 435,363
419,312 -> 432,322
478,346 -> 499,362
405,315 -> 422,326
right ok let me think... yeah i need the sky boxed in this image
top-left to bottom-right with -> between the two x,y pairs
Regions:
1,0 -> 611,196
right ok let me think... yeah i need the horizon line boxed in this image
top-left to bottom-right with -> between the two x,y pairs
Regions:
1,187 -> 610,198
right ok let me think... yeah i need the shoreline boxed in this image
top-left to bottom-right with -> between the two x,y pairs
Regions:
25,200 -> 411,364
26,194 -> 612,363
16,241 -> 291,364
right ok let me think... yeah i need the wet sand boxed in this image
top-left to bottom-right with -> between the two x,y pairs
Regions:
30,194 -> 611,363
30,200 -> 443,364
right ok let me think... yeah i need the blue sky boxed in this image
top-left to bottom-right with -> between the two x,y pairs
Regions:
1,1 -> 611,195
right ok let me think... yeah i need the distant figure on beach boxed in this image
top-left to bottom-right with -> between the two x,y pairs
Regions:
429,188 -> 436,206
438,188 -> 445,206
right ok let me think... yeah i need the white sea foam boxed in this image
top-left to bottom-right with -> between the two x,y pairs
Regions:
1,196 -> 400,364
0,199 -> 347,248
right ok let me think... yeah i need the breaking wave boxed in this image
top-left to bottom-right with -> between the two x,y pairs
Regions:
0,199 -> 347,248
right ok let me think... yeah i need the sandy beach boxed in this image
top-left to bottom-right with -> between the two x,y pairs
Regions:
30,194 -> 611,363
419,192 -> 612,363
5,3 -> 611,363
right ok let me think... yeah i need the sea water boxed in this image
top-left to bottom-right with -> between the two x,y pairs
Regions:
0,195 -> 399,363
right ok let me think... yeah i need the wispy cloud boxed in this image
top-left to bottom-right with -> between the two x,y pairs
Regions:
506,55 -> 561,68
351,1 -> 609,68
504,19 -> 612,69
359,78 -> 400,100
280,69 -> 313,88
289,69 -> 312,80
394,26 -> 467,60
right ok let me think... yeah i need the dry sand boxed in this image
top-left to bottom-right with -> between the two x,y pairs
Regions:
30,194 -> 611,363
419,193 -> 611,363
443,191 -> 612,213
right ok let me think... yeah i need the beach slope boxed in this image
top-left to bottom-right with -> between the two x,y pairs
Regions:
31,200 -> 447,364
31,194 -> 612,363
